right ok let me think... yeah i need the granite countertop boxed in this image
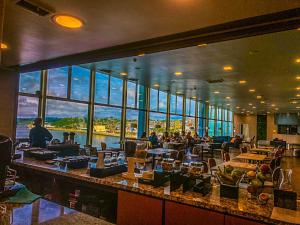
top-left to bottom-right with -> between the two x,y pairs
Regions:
12,156 -> 300,225
0,198 -> 113,225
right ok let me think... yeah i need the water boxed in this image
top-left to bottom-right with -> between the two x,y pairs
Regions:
16,125 -> 120,148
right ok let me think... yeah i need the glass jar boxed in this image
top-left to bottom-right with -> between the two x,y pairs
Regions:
117,152 -> 125,165
104,153 -> 112,167
279,168 -> 293,191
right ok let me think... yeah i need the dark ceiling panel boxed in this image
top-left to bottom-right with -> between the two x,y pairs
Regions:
2,0 -> 300,67
81,29 -> 300,114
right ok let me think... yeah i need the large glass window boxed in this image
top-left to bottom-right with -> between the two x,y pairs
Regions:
209,105 -> 215,119
19,71 -> 41,94
110,77 -> 123,106
125,109 -> 139,138
216,121 -> 222,136
127,81 -> 137,108
185,99 -> 191,116
176,96 -> 183,115
150,89 -> 158,111
71,66 -> 90,101
16,96 -> 39,138
158,91 -> 167,113
47,67 -> 68,98
95,72 -> 109,104
190,100 -> 196,116
137,84 -> 146,110
185,116 -> 195,134
170,95 -> 176,114
170,115 -> 182,133
45,99 -> 88,146
149,112 -> 166,135
208,119 -> 215,137
93,106 -> 121,148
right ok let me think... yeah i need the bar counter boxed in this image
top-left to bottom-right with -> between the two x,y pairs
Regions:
12,156 -> 300,225
0,198 -> 113,225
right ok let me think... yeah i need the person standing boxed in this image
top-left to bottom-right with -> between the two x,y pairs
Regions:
29,118 -> 53,148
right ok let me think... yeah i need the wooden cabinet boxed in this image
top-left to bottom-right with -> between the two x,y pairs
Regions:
165,201 -> 224,225
225,215 -> 265,225
117,190 -> 163,225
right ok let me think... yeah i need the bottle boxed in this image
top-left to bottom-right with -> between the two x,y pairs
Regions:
117,152 -> 125,165
104,153 -> 112,167
279,168 -> 293,191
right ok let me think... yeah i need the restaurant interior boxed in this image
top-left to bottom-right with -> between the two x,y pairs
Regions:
1,1 -> 300,225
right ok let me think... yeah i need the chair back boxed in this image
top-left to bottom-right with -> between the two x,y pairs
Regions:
202,161 -> 209,173
177,150 -> 185,161
272,167 -> 281,188
192,146 -> 201,156
270,158 -> 276,171
240,147 -> 247,154
125,141 -> 137,157
101,142 -> 107,150
208,158 -> 216,172
169,150 -> 178,159
224,153 -> 230,162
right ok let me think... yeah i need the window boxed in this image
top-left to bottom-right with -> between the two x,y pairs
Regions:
170,95 -> 176,114
137,84 -> 146,110
126,109 -> 139,138
149,112 -> 166,135
95,72 -> 109,104
185,116 -> 195,134
198,117 -> 205,137
45,99 -> 88,147
176,96 -> 183,115
110,77 -> 123,106
150,88 -> 158,111
185,99 -> 190,115
170,115 -> 182,133
47,67 -> 68,98
198,102 -> 206,118
208,119 -> 215,136
158,91 -> 167,113
127,81 -> 137,108
217,108 -> 222,120
209,105 -> 215,119
223,121 -> 228,136
190,100 -> 196,116
228,111 -> 233,121
228,122 -> 233,136
16,96 -> 39,138
93,106 -> 121,148
19,71 -> 41,94
216,121 -> 222,136
71,66 -> 90,101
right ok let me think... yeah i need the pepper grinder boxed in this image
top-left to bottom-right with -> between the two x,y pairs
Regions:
96,152 -> 105,169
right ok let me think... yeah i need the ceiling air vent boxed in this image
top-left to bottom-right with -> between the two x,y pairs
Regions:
206,78 -> 224,84
15,0 -> 53,16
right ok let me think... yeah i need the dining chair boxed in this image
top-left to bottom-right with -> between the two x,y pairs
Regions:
177,150 -> 185,162
207,158 -> 217,175
224,153 -> 230,162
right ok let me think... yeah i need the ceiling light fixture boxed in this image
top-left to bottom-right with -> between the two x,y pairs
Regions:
256,95 -> 262,99
275,108 -> 279,110
197,43 -> 207,47
153,84 -> 160,87
52,14 -> 83,29
213,91 -> 220,94
248,103 -> 252,106
296,106 -> 300,109
296,58 -> 300,63
296,94 -> 300,97
236,106 -> 240,109
252,106 -> 256,109
176,91 -> 182,94
260,101 -> 265,104
120,72 -> 128,76
225,96 -> 231,99
174,72 -> 183,76
297,87 -> 300,90
249,89 -> 256,92
291,101 -> 297,104
192,96 -> 197,99
271,104 -> 276,107
223,65 -> 233,71
239,80 -> 247,84
296,76 -> 300,80
137,53 -> 145,57
0,43 -> 8,49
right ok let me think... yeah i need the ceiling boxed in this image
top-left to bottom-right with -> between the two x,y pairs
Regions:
81,29 -> 300,114
2,0 -> 300,67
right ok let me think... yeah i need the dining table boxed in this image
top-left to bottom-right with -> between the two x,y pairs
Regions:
223,161 -> 257,171
235,153 -> 267,163
249,148 -> 274,155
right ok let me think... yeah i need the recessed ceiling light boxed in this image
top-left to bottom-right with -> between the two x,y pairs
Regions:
275,108 -> 279,110
271,104 -> 276,107
192,96 -> 197,99
297,87 -> 300,90
267,111 -> 270,114
296,94 -> 300,97
176,91 -> 182,94
291,101 -> 297,104
249,89 -> 256,92
205,100 -> 209,103
239,80 -> 247,84
213,91 -> 220,94
256,95 -> 262,99
296,58 -> 300,63
260,101 -> 265,104
197,43 -> 207,47
296,76 -> 300,80
296,106 -> 300,109
174,72 -> 183,76
120,72 -> 128,76
248,103 -> 252,106
137,53 -> 145,57
0,43 -> 8,49
226,104 -> 230,106
241,112 -> 244,114
153,84 -> 160,87
252,106 -> 256,109
223,65 -> 233,71
246,111 -> 250,113
236,106 -> 240,109
225,96 -> 231,99
52,14 -> 83,29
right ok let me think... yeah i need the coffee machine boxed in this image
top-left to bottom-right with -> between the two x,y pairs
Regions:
0,135 -> 13,193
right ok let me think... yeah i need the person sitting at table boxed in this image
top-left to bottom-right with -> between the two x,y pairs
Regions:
162,131 -> 170,142
149,132 -> 159,148
186,131 -> 195,150
29,118 -> 53,148
202,131 -> 211,142
140,131 -> 147,140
